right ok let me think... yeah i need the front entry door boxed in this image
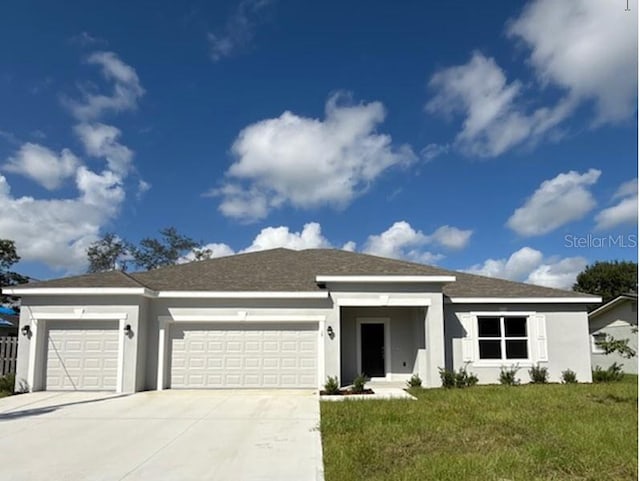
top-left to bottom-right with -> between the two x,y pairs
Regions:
361,323 -> 385,378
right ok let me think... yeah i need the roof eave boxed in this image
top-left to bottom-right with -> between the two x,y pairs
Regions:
446,296 -> 602,304
588,294 -> 637,318
2,287 -> 155,297
316,275 -> 456,283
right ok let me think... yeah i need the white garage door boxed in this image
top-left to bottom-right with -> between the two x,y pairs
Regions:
170,322 -> 318,388
46,321 -> 119,391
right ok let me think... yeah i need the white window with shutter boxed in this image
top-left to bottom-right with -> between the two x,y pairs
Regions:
462,311 -> 548,364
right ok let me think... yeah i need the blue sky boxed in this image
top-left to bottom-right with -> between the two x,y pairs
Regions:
0,0 -> 637,288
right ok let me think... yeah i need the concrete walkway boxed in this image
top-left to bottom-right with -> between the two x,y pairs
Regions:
0,390 -> 323,481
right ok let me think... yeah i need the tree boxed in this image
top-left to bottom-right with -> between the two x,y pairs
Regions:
595,334 -> 637,359
191,247 -> 213,261
573,260 -> 637,305
0,239 -> 29,307
132,227 -> 199,270
86,233 -> 131,273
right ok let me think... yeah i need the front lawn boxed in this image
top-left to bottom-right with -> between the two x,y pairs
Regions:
320,376 -> 638,481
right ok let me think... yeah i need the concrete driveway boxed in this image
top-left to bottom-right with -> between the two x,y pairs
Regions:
0,390 -> 323,481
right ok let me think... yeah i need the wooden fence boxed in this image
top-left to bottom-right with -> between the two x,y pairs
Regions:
0,337 -> 18,376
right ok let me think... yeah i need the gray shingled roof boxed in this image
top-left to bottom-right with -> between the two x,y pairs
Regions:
10,269 -> 148,289
7,248 -> 598,299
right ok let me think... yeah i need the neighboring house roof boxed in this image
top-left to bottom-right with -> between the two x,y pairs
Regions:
4,269 -> 148,290
3,248 -> 599,300
588,293 -> 638,319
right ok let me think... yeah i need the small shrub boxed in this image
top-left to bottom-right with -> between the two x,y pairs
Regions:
0,373 -> 15,394
561,369 -> 578,384
529,364 -> 549,384
352,373 -> 369,393
499,365 -> 520,386
439,366 -> 478,388
439,367 -> 456,388
323,376 -> 340,394
592,363 -> 625,383
406,374 -> 422,388
455,367 -> 478,387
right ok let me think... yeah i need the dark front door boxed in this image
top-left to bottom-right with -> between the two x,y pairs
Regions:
361,323 -> 385,378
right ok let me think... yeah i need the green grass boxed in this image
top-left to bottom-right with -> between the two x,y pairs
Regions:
320,376 -> 638,481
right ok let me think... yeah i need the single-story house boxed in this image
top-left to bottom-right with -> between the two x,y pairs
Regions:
588,293 -> 638,374
3,248 -> 600,393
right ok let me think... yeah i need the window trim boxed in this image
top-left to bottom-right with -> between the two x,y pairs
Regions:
474,314 -> 533,366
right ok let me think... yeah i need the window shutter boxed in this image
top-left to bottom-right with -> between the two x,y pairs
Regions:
460,313 -> 474,362
533,314 -> 548,361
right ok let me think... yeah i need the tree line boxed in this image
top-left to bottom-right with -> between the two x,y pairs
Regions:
86,227 -> 214,273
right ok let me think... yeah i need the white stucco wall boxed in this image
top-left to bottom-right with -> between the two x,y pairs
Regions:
590,300 -> 638,374
12,290 -> 596,393
445,303 -> 593,384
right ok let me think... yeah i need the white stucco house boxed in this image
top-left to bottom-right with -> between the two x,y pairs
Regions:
3,248 -> 601,393
589,293 -> 638,374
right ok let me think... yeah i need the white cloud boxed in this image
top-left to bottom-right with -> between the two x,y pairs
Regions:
136,179 -> 151,199
181,221 -> 466,267
67,51 -> 145,121
613,179 -> 638,200
465,246 -> 587,289
426,2 -> 636,157
0,50 -> 145,273
426,52 -> 573,157
180,242 -> 236,263
70,32 -> 108,47
342,241 -> 357,252
466,247 -> 544,281
0,171 -> 123,271
362,221 -> 470,264
243,222 -> 331,252
420,143 -> 449,161
208,0 -> 273,62
594,178 -> 638,231
182,222 -> 333,262
215,92 -> 416,222
507,169 -> 601,236
428,225 -> 473,250
3,143 -> 80,190
74,123 -> 133,175
526,256 -> 589,289
363,221 -> 427,259
508,0 -> 638,124
214,183 -> 270,223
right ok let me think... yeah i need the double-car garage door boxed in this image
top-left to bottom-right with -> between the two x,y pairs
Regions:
43,321 -> 318,391
170,322 -> 318,389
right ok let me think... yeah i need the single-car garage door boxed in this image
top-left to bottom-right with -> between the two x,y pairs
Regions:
46,321 -> 119,391
170,322 -> 318,388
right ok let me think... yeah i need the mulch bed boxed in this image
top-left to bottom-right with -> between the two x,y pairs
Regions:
320,389 -> 375,396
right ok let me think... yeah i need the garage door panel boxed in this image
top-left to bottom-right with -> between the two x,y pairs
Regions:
46,321 -> 118,391
170,322 -> 317,389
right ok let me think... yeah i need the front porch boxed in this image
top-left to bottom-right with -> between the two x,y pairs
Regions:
339,306 -> 432,387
